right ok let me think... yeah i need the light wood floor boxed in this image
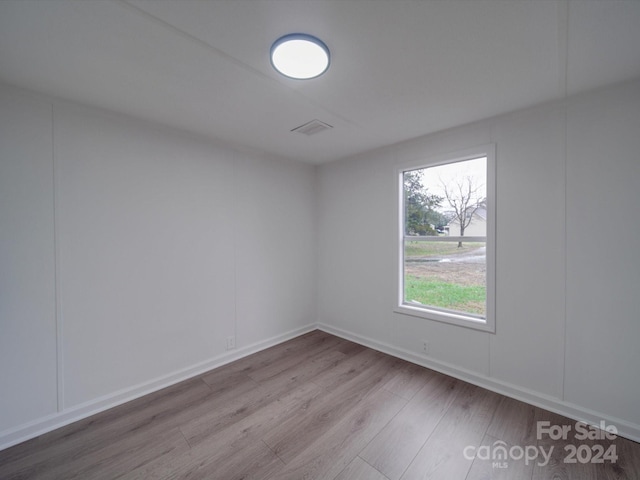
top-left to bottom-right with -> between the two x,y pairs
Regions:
1,330 -> 638,479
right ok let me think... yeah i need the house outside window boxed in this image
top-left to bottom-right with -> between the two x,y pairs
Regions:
395,145 -> 496,332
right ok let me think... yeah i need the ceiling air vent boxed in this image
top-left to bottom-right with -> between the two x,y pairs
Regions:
291,119 -> 333,136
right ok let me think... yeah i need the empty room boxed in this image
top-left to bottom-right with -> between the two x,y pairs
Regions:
1,1 -> 639,479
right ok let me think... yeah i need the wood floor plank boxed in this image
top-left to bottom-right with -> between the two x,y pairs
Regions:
26,427 -> 189,480
399,383 -> 501,480
381,360 -> 439,401
310,347 -> 390,390
201,329 -> 334,381
0,377 -> 214,478
176,440 -> 285,480
262,352 -> 399,463
175,346 -> 347,451
120,381 -> 324,479
486,396 -> 539,447
124,439 -> 284,480
360,372 -> 461,480
179,375 -> 295,447
334,339 -> 368,357
335,457 -> 391,480
246,334 -> 345,382
263,388 -> 407,480
256,348 -> 346,392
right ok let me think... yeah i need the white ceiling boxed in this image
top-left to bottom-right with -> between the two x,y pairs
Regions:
1,0 -> 639,164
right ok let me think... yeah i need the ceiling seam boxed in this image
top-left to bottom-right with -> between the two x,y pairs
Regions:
558,0 -> 570,100
113,0 -> 372,135
115,0 -> 269,83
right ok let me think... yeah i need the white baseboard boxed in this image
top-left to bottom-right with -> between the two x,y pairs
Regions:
317,323 -> 640,444
0,324 -> 316,452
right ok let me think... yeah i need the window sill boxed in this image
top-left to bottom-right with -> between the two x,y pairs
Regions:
394,304 -> 495,333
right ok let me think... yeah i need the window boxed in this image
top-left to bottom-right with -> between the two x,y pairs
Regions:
396,145 -> 495,332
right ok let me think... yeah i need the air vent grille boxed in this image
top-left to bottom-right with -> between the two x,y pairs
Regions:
291,119 -> 333,136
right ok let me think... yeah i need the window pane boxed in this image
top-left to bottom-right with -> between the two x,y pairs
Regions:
398,147 -> 494,331
404,240 -> 486,316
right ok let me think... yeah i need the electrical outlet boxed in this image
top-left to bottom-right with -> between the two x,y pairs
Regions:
422,340 -> 429,355
226,336 -> 236,350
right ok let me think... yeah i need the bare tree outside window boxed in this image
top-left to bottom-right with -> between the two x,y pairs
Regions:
441,175 -> 486,247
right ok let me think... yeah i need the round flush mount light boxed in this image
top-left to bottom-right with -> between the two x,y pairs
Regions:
270,33 -> 330,80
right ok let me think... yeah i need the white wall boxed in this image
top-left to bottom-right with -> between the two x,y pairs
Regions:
565,81 -> 640,429
0,88 -> 58,432
317,79 -> 640,441
0,83 -> 316,447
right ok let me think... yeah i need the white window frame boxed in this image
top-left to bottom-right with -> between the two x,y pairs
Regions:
395,144 -> 496,333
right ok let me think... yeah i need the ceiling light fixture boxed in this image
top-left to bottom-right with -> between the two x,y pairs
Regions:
270,34 -> 330,80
